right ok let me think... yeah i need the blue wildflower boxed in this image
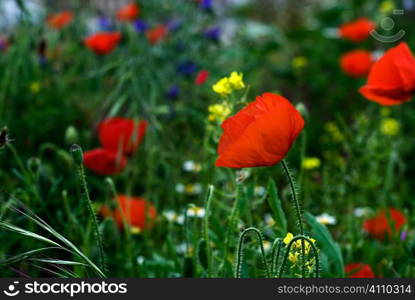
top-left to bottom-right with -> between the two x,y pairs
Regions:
177,61 -> 197,76
134,19 -> 149,33
167,85 -> 180,100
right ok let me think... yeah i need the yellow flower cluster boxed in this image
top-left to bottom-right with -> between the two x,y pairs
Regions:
208,103 -> 231,122
212,72 -> 245,96
302,157 -> 321,170
30,82 -> 41,93
283,232 -> 316,265
380,118 -> 400,136
292,56 -> 308,69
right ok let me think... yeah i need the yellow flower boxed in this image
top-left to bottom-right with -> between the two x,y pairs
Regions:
283,232 -> 294,245
130,227 -> 142,235
208,103 -> 231,122
292,56 -> 308,69
379,0 -> 395,14
228,72 -> 245,90
289,252 -> 299,263
212,77 -> 232,96
30,82 -> 41,93
302,157 -> 321,170
380,118 -> 400,136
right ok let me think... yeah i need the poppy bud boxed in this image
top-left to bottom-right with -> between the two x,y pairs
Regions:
70,144 -> 84,166
65,126 -> 79,145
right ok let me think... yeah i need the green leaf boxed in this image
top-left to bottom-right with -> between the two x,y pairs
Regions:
197,239 -> 208,271
266,179 -> 287,232
304,212 -> 344,277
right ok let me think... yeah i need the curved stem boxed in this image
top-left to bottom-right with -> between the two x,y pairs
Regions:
235,227 -> 270,278
270,238 -> 283,276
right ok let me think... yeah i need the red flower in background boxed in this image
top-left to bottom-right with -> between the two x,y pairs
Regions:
83,148 -> 127,175
345,263 -> 375,278
100,195 -> 157,230
338,18 -> 375,42
216,93 -> 304,168
340,50 -> 373,78
116,3 -> 140,21
47,11 -> 73,29
98,117 -> 147,156
359,42 -> 415,106
146,25 -> 169,44
84,32 -> 121,55
195,70 -> 210,85
363,208 -> 406,240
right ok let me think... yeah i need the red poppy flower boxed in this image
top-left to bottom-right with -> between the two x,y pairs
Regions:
345,263 -> 375,278
363,208 -> 406,240
338,17 -> 375,42
195,70 -> 210,85
98,117 -> 147,155
84,32 -> 122,55
340,50 -> 373,78
215,93 -> 304,168
116,3 -> 139,22
146,25 -> 169,44
100,195 -> 157,230
83,148 -> 127,175
46,11 -> 73,29
359,42 -> 415,106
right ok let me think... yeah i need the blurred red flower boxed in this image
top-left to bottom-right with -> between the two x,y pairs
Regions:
47,11 -> 73,29
359,42 -> 415,106
340,50 -> 373,78
116,3 -> 140,22
146,25 -> 169,44
216,93 -> 304,168
100,195 -> 157,230
84,32 -> 121,55
195,70 -> 210,85
363,208 -> 406,240
98,117 -> 147,156
345,263 -> 375,278
83,148 -> 127,175
338,18 -> 375,42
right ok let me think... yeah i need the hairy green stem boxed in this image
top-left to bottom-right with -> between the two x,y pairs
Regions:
281,160 -> 306,277
235,227 -> 270,278
270,238 -> 283,276
76,164 -> 107,275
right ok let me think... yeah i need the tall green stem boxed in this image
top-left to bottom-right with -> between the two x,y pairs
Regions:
203,185 -> 214,277
70,145 -> 106,274
281,160 -> 304,235
281,159 -> 306,277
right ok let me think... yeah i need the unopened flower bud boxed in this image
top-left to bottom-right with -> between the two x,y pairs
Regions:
65,126 -> 79,145
70,144 -> 83,166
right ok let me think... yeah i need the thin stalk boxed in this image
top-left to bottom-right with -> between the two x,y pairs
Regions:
203,185 -> 214,277
281,160 -> 306,277
75,162 -> 107,274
